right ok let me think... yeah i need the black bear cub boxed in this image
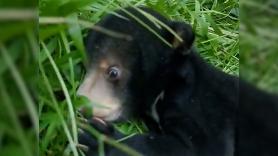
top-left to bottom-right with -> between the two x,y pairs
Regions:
77,7 -> 278,156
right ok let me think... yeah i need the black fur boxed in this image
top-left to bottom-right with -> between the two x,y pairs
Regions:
79,7 -> 278,156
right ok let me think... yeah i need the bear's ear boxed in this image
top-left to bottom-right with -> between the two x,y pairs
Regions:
167,21 -> 195,55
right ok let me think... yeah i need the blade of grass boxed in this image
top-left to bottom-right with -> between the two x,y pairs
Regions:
60,31 -> 75,88
0,9 -> 35,20
78,123 -> 143,156
133,6 -> 183,42
0,43 -> 39,136
0,79 -> 33,156
39,57 -> 79,156
41,42 -> 78,143
39,17 -> 132,40
117,6 -> 173,47
117,133 -> 137,142
98,135 -> 105,156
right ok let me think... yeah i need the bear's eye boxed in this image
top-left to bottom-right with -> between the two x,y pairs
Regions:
106,66 -> 121,81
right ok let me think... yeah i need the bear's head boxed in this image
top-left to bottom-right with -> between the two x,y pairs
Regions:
77,7 -> 195,122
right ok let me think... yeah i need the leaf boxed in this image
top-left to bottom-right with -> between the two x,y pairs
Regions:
39,37 -> 58,63
58,0 -> 94,16
67,14 -> 86,61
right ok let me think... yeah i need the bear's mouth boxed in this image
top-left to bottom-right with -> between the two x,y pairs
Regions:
93,106 -> 123,121
92,117 -> 107,125
78,102 -> 124,122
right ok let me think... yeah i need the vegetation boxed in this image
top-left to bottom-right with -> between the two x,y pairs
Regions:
0,1 -> 37,156
39,0 -> 239,155
240,0 -> 278,92
0,0 -> 277,156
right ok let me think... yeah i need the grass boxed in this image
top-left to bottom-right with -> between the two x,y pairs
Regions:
38,0 -> 239,155
0,4 -> 38,156
240,0 -> 278,92
1,0 -> 277,156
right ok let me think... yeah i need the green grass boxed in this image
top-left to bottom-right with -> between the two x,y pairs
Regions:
38,0 -> 240,155
1,0 -> 278,156
0,1 -> 37,156
240,0 -> 278,93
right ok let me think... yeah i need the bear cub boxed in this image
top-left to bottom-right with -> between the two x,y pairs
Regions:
78,7 -> 278,156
